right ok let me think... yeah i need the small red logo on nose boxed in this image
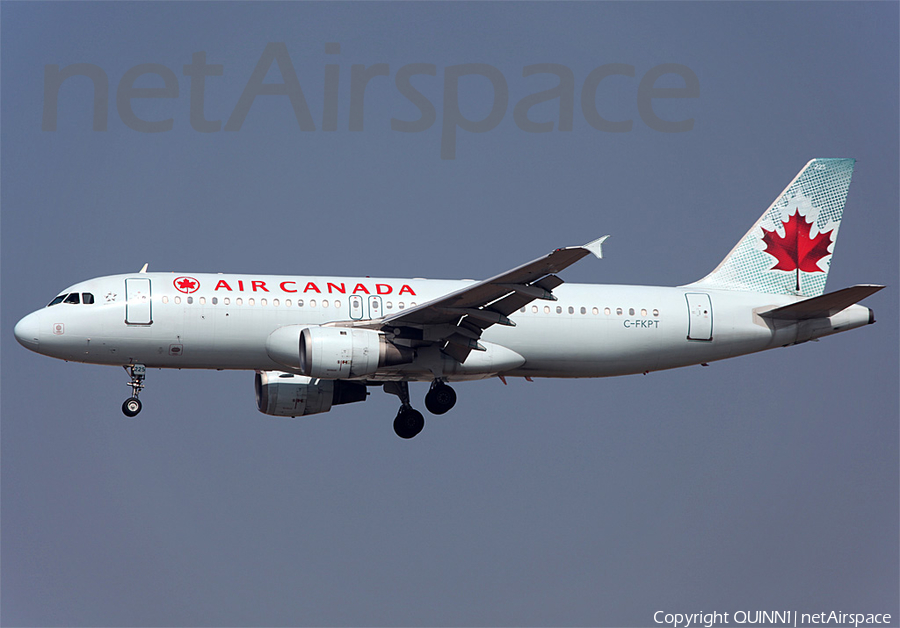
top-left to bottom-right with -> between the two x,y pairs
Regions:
174,277 -> 200,293
53,323 -> 65,335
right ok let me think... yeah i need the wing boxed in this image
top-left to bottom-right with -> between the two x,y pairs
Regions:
345,236 -> 609,363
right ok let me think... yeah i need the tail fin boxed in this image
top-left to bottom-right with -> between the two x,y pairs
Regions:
689,158 -> 855,297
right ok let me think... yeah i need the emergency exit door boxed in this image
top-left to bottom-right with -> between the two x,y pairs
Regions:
685,293 -> 712,340
349,295 -> 364,320
125,278 -> 152,325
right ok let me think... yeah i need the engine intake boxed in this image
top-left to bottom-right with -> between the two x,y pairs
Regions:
255,371 -> 367,417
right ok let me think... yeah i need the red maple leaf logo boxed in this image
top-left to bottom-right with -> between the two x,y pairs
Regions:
173,276 -> 200,293
761,209 -> 833,273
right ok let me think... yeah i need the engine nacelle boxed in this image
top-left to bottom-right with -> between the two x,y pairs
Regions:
266,325 -> 413,379
255,371 -> 367,417
301,326 -> 415,378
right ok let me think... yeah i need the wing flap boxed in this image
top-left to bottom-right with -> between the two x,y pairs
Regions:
442,341 -> 472,364
533,275 -> 564,292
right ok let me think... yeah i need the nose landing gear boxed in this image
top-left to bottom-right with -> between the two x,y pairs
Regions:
122,364 -> 146,417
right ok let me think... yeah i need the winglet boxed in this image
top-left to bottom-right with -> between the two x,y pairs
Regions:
582,235 -> 610,259
139,263 -> 149,274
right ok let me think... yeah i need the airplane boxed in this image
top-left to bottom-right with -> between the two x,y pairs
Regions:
14,158 -> 883,438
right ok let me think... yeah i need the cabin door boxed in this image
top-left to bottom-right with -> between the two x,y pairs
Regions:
685,293 -> 712,340
125,278 -> 152,325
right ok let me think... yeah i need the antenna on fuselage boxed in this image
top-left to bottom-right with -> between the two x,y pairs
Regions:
139,263 -> 149,273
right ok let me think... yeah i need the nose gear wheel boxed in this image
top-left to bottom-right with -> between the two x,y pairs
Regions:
122,364 -> 146,417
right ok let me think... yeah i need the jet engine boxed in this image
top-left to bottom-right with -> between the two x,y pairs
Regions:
255,371 -> 367,417
266,325 -> 414,379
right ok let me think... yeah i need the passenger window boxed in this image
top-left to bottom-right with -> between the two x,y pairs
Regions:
260,298 -> 267,306
604,307 -> 611,316
410,302 -> 416,307
82,293 -> 95,304
64,293 -> 80,304
556,306 -> 562,314
629,308 -> 635,316
273,299 -> 279,307
543,306 -> 550,313
212,297 -> 218,305
334,300 -> 341,308
386,302 -> 393,309
48,295 -> 66,306
199,297 -> 206,305
236,298 -> 242,305
175,296 -> 182,304
520,307 -> 526,313
532,305 -> 538,313
248,298 -> 255,306
285,299 -> 291,307
616,308 -> 623,316
398,302 -> 405,309
224,297 -> 231,305
592,307 -> 599,315
653,309 -> 660,317
309,299 -> 316,307
568,306 -> 574,314
580,307 -> 586,315
187,297 -> 193,304
322,300 -> 329,308
641,308 -> 647,316
298,299 -> 304,307
162,296 -> 169,304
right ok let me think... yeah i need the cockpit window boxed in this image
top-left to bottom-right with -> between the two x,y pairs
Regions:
82,293 -> 95,304
48,295 -> 66,306
63,293 -> 80,305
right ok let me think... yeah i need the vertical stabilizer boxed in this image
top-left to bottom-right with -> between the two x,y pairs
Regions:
689,158 -> 855,297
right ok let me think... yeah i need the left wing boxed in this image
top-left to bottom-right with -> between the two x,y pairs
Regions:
344,236 -> 609,363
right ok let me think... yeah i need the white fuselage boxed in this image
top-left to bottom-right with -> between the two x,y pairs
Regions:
14,272 -> 873,381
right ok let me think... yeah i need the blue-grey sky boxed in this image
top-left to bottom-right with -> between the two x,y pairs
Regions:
2,2 -> 897,626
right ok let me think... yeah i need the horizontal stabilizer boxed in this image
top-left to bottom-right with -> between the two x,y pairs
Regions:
759,284 -> 884,320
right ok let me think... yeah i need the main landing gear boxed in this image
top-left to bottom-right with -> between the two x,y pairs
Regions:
384,380 -> 458,439
122,364 -> 146,417
384,381 -> 424,439
425,380 -> 457,415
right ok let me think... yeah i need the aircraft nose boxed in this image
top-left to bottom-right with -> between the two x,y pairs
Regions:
14,312 -> 41,349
